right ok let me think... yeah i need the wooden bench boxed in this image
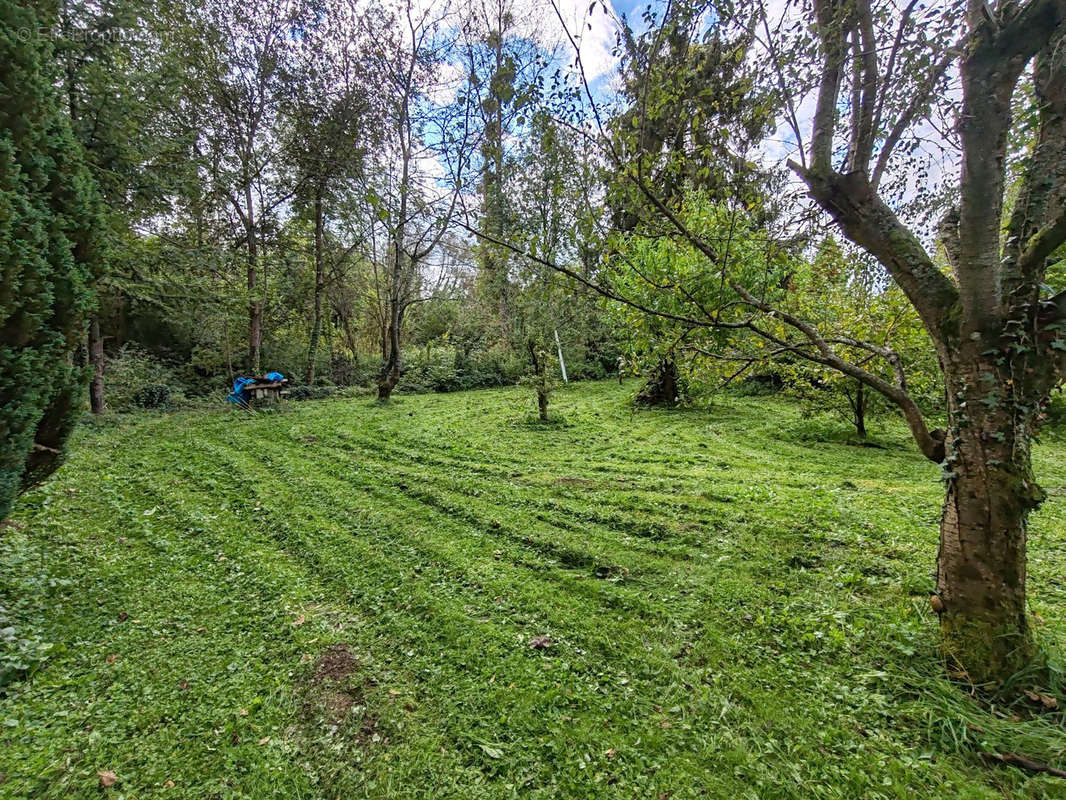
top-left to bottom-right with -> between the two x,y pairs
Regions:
241,379 -> 288,408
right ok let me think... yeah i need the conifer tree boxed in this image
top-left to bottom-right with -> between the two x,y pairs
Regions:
0,0 -> 104,518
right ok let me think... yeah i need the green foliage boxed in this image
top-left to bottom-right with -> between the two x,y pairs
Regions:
287,384 -> 334,402
609,0 -> 777,231
0,603 -> 54,689
103,345 -> 187,413
0,1 -> 104,519
397,343 -> 526,394
132,384 -> 171,410
3,382 -> 1066,796
609,197 -> 941,433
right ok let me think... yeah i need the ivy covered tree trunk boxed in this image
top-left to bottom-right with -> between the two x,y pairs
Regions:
636,359 -> 681,406
849,381 -> 866,438
777,0 -> 1066,685
524,342 -> 553,421
934,346 -> 1046,680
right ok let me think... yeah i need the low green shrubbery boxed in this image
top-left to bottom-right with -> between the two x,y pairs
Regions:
288,384 -> 335,402
102,345 -> 188,412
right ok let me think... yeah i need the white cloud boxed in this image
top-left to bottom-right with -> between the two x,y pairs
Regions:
540,0 -> 620,83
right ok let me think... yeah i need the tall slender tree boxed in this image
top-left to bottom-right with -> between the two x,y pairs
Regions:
184,0 -> 311,374
465,0 -> 545,338
283,4 -> 378,384
360,0 -> 475,400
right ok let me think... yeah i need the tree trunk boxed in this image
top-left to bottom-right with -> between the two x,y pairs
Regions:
636,359 -> 680,406
305,187 -> 325,385
853,381 -> 866,438
245,184 -> 262,376
537,390 -> 549,421
89,315 -> 105,415
377,307 -> 402,401
934,355 -> 1042,683
249,296 -> 262,376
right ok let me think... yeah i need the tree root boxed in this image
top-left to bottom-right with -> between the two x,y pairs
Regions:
982,752 -> 1066,779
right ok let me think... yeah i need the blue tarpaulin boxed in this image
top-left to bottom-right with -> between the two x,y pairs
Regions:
227,376 -> 256,405
227,372 -> 285,406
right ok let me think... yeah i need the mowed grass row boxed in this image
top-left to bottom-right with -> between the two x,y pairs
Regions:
2,381 -> 1066,799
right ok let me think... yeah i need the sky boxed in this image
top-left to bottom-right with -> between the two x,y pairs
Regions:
414,0 -> 962,245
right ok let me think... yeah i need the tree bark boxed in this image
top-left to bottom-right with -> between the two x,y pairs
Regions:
89,315 -> 105,415
853,381 -> 866,438
934,351 -> 1043,683
377,295 -> 402,401
245,182 -> 262,376
305,186 -> 325,385
537,389 -> 549,421
636,359 -> 680,406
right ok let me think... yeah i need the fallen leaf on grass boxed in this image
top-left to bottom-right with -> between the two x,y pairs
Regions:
164,780 -> 175,788
98,770 -> 118,788
258,737 -> 270,745
529,636 -> 552,649
239,709 -> 249,717
292,614 -> 306,626
105,654 -> 118,664
479,743 -> 504,758
1024,690 -> 1059,710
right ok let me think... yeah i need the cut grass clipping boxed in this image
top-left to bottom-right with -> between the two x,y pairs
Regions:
2,380 -> 1066,798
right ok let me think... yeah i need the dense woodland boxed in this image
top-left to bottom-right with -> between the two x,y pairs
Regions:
5,0 -> 1066,790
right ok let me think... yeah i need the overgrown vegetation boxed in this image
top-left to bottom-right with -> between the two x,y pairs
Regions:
2,382 -> 1066,798
0,1 -> 103,518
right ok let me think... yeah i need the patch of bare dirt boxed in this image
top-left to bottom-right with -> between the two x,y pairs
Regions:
312,643 -> 359,684
305,644 -> 362,726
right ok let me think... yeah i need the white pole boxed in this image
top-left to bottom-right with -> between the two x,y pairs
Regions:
554,329 -> 568,383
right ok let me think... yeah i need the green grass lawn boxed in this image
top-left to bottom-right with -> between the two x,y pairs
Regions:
3,380 -> 1066,798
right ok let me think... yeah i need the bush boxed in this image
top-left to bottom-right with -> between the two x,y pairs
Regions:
133,384 -> 171,409
396,345 -> 526,394
0,1 -> 105,519
288,384 -> 334,402
104,345 -> 186,412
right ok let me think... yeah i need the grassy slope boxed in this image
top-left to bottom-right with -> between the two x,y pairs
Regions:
2,380 -> 1066,799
